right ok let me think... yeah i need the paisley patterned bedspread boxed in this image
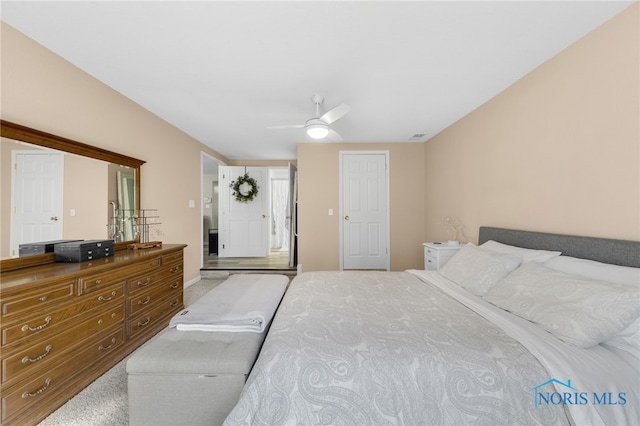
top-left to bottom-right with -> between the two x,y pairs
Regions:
224,271 -> 569,425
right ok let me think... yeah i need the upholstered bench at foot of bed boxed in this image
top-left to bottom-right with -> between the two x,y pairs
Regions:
126,327 -> 267,426
126,273 -> 290,426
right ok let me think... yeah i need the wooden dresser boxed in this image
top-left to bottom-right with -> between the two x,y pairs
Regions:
0,244 -> 186,426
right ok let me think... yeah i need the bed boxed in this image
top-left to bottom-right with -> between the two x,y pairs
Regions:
224,227 -> 640,425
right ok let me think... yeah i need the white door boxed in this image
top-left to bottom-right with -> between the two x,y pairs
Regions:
341,152 -> 389,270
10,152 -> 64,257
218,166 -> 270,257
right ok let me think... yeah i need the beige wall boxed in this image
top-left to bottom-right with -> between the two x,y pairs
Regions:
424,4 -> 639,244
1,22 -> 229,283
297,142 -> 425,271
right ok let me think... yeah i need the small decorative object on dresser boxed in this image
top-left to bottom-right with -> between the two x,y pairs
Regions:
423,242 -> 462,270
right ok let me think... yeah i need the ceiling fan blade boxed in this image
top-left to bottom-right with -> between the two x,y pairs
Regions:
320,103 -> 351,124
326,128 -> 343,142
267,124 -> 304,129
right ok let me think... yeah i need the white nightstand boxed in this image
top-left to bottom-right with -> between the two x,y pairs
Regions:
423,242 -> 462,270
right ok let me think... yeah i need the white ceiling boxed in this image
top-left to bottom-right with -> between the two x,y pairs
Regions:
1,1 -> 634,161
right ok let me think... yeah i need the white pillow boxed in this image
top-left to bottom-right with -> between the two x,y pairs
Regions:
544,256 -> 640,287
438,243 -> 522,296
480,240 -> 561,263
602,317 -> 640,361
484,262 -> 640,348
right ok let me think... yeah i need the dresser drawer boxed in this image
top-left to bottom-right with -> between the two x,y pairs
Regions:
424,247 -> 436,257
0,328 -> 124,425
162,250 -> 183,266
78,257 -> 162,295
78,271 -> 128,296
1,283 -> 125,348
425,252 -> 458,270
2,368 -> 61,423
1,279 -> 76,318
127,268 -> 178,296
128,279 -> 181,317
2,305 -> 124,385
424,254 -> 436,270
127,293 -> 183,339
163,260 -> 183,277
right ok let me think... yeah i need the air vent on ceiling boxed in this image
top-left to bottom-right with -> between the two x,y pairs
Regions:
408,133 -> 426,141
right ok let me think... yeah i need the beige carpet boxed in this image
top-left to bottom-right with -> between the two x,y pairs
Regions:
37,276 -> 228,426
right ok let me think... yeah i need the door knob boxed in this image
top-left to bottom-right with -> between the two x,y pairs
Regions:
344,215 -> 350,220
50,216 -> 59,221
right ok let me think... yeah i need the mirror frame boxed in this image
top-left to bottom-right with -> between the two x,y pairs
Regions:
0,120 -> 145,272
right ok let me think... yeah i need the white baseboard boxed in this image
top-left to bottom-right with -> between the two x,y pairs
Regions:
184,276 -> 201,289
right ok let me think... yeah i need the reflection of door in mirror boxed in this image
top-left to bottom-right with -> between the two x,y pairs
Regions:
9,151 -> 64,257
2,138 -> 110,258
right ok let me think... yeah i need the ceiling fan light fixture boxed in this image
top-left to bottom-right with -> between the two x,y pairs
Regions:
306,122 -> 329,139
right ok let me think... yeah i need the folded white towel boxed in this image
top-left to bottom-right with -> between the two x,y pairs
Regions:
170,274 -> 289,333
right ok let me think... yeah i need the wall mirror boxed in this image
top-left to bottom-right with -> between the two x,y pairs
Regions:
1,120 -> 145,271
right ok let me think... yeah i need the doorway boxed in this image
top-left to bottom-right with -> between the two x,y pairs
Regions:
269,168 -> 290,253
201,153 -> 224,268
200,153 -> 295,271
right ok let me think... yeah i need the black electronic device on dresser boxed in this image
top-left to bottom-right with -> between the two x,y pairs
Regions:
18,239 -> 82,257
54,239 -> 115,262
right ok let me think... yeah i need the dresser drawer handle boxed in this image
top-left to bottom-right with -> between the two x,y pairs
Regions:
22,316 -> 52,332
170,282 -> 179,289
22,344 -> 53,364
138,317 -> 151,327
39,296 -> 48,303
137,296 -> 151,305
99,337 -> 117,351
22,377 -> 52,398
170,299 -> 179,307
170,266 -> 181,274
137,278 -> 151,287
98,290 -> 118,302
94,279 -> 102,285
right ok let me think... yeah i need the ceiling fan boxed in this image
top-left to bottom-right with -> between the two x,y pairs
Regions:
268,94 -> 351,141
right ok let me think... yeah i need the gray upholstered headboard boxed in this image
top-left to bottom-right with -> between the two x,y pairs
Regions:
478,227 -> 640,268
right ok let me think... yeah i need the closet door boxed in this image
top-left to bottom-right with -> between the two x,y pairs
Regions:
341,152 -> 389,270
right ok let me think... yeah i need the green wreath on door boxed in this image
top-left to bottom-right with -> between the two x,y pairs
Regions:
230,173 -> 259,203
